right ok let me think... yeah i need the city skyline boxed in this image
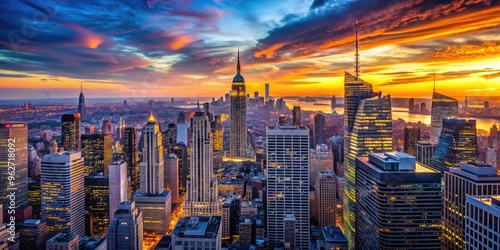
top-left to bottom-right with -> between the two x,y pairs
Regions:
0,0 -> 499,99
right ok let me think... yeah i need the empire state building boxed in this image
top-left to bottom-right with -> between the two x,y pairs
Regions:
78,82 -> 86,120
229,50 -> 247,158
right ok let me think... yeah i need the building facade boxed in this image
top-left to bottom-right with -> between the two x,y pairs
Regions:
430,92 -> 459,144
415,140 -> 435,167
465,195 -> 500,250
315,170 -> 336,227
107,201 -> 144,250
314,114 -> 326,147
404,126 -> 420,156
123,127 -> 140,198
61,114 -> 81,151
84,173 -> 109,236
229,50 -> 248,158
81,134 -> 112,175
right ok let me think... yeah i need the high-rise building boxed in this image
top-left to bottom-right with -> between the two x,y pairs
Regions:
107,201 -> 143,250
81,134 -> 112,175
409,98 -> 415,112
230,50 -> 248,158
101,119 -> 113,135
108,161 -> 127,220
46,233 -> 79,250
283,214 -> 296,250
61,114 -> 81,151
84,173 -> 109,236
356,151 -> 442,249
123,127 -> 140,198
292,105 -> 301,127
164,154 -> 179,204
432,119 -> 478,173
442,162 -> 500,249
19,219 -> 51,250
415,140 -> 435,167
315,170 -> 336,227
41,151 -> 85,236
134,113 -> 171,234
78,82 -> 86,120
310,146 -> 333,183
343,71 -> 391,249
486,146 -> 497,167
184,111 -> 220,216
170,216 -> 222,250
464,195 -> 500,250
404,126 -> 420,156
314,114 -> 326,146
331,95 -> 336,110
176,112 -> 189,146
28,145 -> 41,179
266,124 -> 310,249
430,92 -> 458,144
173,142 -> 188,194
28,180 -> 41,218
265,83 -> 270,102
162,123 -> 177,154
0,122 -> 28,208
211,115 -> 223,152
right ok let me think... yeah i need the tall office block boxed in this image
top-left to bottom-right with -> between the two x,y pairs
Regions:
265,83 -> 269,102
430,92 -> 458,144
315,170 -> 336,227
134,113 -> 171,234
61,114 -> 81,151
123,127 -> 140,198
101,119 -> 113,135
78,83 -> 86,120
212,115 -> 223,152
292,105 -> 301,127
443,162 -> 500,249
432,119 -> 478,173
0,122 -> 28,208
184,111 -> 220,216
266,124 -> 310,249
230,50 -> 248,158
343,71 -> 392,249
173,143 -> 188,194
84,173 -> 109,236
486,146 -> 497,166
283,214 -> 296,250
81,134 -> 112,175
41,151 -> 85,236
415,141 -> 435,167
404,126 -> 420,156
107,201 -> 143,250
465,195 -> 500,250
19,219 -> 51,250
164,154 -> 179,204
356,152 -> 442,249
314,114 -> 326,146
108,161 -> 127,220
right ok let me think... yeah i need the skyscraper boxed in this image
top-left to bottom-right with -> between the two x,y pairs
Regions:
133,113 -> 171,234
81,134 -> 112,175
176,112 -> 189,146
164,154 -> 179,204
292,105 -> 301,126
0,122 -> 28,208
315,170 -> 336,227
173,142 -> 188,194
230,50 -> 247,158
403,126 -> 420,156
123,127 -> 140,199
84,173 -> 109,236
41,151 -> 85,236
101,119 -> 113,135
432,119 -> 478,173
442,162 -> 500,249
265,83 -> 270,102
314,114 -> 326,146
61,114 -> 81,151
107,201 -> 143,250
464,195 -> 500,250
343,72 -> 392,249
184,111 -> 220,216
108,161 -> 127,220
430,92 -> 458,144
356,151 -> 442,249
78,82 -> 86,120
212,115 -> 223,152
415,140 -> 436,167
266,124 -> 310,249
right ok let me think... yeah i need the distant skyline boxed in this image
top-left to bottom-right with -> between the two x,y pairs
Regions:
0,0 -> 499,99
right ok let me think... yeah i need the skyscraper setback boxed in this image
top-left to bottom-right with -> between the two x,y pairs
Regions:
230,50 -> 247,158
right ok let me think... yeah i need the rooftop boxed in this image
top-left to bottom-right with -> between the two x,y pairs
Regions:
48,233 -> 77,243
172,216 -> 221,239
468,195 -> 500,211
322,226 -> 348,243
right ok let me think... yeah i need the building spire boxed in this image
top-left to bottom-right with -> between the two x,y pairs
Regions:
80,81 -> 83,93
355,19 -> 359,78
237,49 -> 241,75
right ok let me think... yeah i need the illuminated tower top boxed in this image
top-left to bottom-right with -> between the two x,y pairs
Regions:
232,49 -> 245,83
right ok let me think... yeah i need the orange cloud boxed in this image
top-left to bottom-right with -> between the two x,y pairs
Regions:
170,35 -> 192,50
254,43 -> 285,59
62,22 -> 106,49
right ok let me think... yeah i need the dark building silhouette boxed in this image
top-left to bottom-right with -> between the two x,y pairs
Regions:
78,83 -> 86,120
84,173 -> 109,236
173,142 -> 188,194
292,105 -> 301,126
123,127 -> 140,198
314,114 -> 326,146
403,127 -> 420,156
409,98 -> 415,112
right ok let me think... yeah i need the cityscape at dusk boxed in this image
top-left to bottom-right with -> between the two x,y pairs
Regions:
0,0 -> 500,250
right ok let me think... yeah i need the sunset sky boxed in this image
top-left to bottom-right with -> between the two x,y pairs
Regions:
0,0 -> 499,99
